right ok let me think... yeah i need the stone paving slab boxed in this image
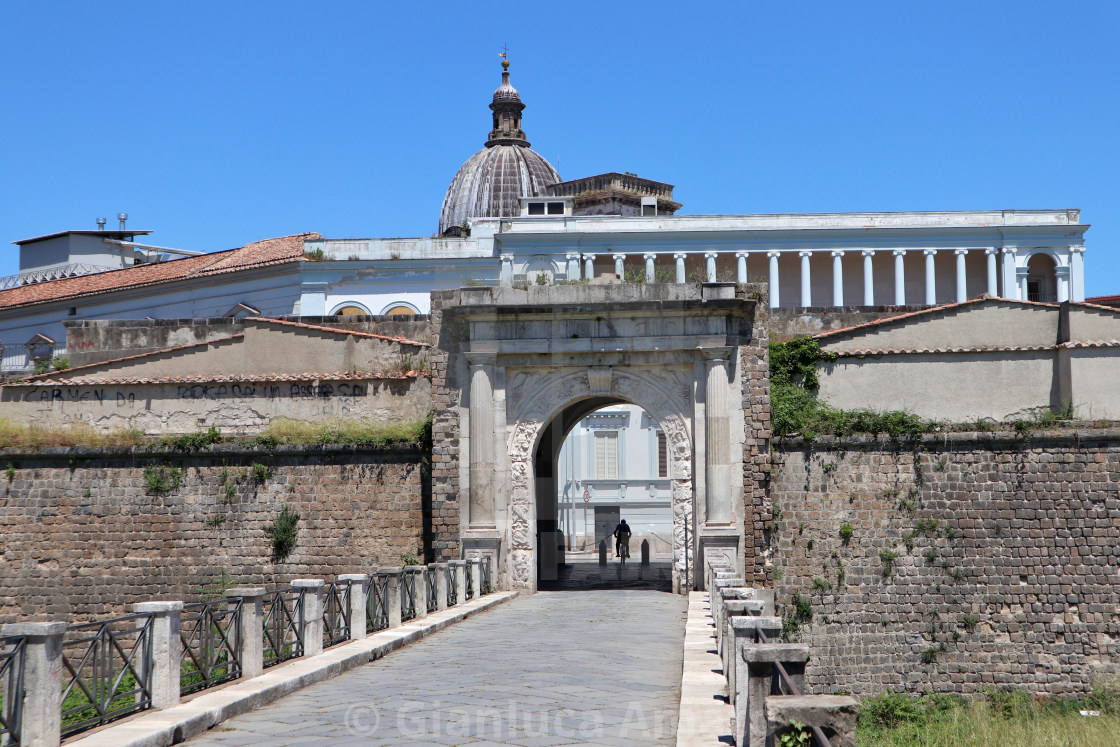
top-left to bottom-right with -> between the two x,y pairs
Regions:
186,590 -> 688,746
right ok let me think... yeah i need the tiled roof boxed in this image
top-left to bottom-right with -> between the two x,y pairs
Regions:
1057,340 -> 1120,349
0,232 -> 320,311
15,371 -> 421,386
1074,301 -> 1120,314
21,335 -> 244,381
833,344 -> 1056,357
813,296 -> 1059,340
249,317 -> 429,346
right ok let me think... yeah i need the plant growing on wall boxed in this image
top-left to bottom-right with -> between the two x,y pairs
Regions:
266,505 -> 300,560
144,463 -> 183,495
250,463 -> 272,484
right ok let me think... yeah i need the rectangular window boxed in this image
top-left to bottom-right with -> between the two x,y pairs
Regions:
594,431 -> 618,479
547,202 -> 565,215
657,431 -> 668,477
527,202 -> 545,215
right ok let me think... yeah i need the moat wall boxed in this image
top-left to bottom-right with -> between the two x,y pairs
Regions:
770,430 -> 1120,697
0,444 -> 426,625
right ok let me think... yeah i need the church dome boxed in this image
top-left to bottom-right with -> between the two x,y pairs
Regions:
439,59 -> 560,235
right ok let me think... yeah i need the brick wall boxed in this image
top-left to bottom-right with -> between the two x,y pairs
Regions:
0,444 -> 424,624
739,293 -> 772,585
770,431 -> 1120,696
428,291 -> 463,561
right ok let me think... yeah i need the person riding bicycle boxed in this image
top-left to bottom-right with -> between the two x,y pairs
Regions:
613,519 -> 632,560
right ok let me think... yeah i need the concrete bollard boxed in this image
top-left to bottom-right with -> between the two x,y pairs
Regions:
383,567 -> 403,627
291,580 -> 324,657
468,558 -> 482,599
2,620 -> 66,747
406,566 -> 428,619
430,563 -> 449,611
598,539 -> 608,566
721,598 -> 765,683
131,601 -> 184,710
738,642 -> 810,747
448,561 -> 466,606
766,694 -> 860,747
225,587 -> 267,677
641,539 -> 650,566
338,574 -> 368,640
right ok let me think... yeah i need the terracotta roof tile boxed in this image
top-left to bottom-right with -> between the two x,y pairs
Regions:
1057,340 -> 1120,349
0,233 -> 320,311
833,344 -> 1056,357
250,317 -> 430,346
813,296 -> 1059,340
14,371 -> 420,387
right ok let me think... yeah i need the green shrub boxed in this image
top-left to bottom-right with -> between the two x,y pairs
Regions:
782,593 -> 814,641
266,505 -> 300,560
861,692 -> 925,729
144,464 -> 183,495
250,463 -> 272,484
162,426 -> 222,450
839,522 -> 853,542
879,549 -> 899,577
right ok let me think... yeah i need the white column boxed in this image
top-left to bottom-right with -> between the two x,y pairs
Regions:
1056,267 -> 1070,303
131,601 -> 184,709
985,248 -> 999,297
705,252 -> 718,282
613,253 -> 626,278
584,254 -> 597,280
831,251 -> 844,307
704,352 -> 731,524
468,355 -> 495,526
767,251 -> 780,308
799,251 -> 812,307
736,252 -> 748,283
1002,248 -> 1018,299
1070,246 -> 1086,302
923,249 -> 937,305
1018,267 -> 1030,301
674,253 -> 687,284
954,249 -> 968,302
893,250 -> 907,305
291,579 -> 324,657
644,253 -> 656,281
862,250 -> 875,305
339,574 -> 369,638
566,253 -> 581,281
500,254 -> 514,287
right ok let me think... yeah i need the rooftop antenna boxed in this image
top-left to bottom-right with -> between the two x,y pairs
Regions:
117,212 -> 128,230
96,217 -> 106,231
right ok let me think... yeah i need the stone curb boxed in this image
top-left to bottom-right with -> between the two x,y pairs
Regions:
67,591 -> 518,747
675,591 -> 732,747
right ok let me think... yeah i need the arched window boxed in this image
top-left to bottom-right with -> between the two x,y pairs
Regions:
1026,254 -> 1058,303
380,302 -> 421,316
329,302 -> 371,316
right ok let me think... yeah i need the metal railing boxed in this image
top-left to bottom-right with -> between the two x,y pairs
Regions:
480,558 -> 492,595
400,570 -> 417,621
0,343 -> 67,374
61,613 -> 154,738
322,581 -> 351,648
0,636 -> 26,746
180,599 -> 242,696
446,565 -> 458,606
756,627 -> 830,746
262,589 -> 305,668
426,569 -> 438,613
465,562 -> 474,600
365,573 -> 390,633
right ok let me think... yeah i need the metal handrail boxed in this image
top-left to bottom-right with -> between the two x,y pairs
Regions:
480,558 -> 492,595
365,573 -> 390,632
756,627 -> 831,747
446,565 -> 458,606
401,570 -> 417,621
262,589 -> 305,667
322,581 -> 352,648
61,613 -> 154,738
426,570 -> 438,613
465,562 -> 474,600
180,598 -> 242,695
0,636 -> 26,746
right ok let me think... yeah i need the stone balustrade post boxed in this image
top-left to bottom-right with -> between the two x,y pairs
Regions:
291,580 -> 324,657
384,568 -> 403,627
729,616 -> 783,743
766,695 -> 860,747
449,561 -> 466,606
706,559 -> 731,594
2,621 -> 66,747
406,566 -> 428,619
338,574 -> 368,641
225,587 -> 266,678
721,599 -> 765,698
714,586 -> 750,652
717,592 -> 761,655
738,641 -> 809,747
430,563 -> 449,611
468,558 -> 482,599
131,601 -> 183,710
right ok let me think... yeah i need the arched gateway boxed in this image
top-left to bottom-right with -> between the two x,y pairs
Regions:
429,283 -> 770,593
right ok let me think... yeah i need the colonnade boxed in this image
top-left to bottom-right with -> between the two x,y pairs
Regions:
499,246 -> 1084,308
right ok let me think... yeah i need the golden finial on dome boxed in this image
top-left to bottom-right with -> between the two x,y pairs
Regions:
499,45 -> 510,69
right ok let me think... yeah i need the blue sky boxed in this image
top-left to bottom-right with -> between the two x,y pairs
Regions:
2,2 -> 1117,295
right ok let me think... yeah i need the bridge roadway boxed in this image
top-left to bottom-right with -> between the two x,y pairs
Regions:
188,586 -> 688,746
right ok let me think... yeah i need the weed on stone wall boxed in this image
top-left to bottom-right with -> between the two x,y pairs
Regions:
143,463 -> 183,495
266,505 -> 300,561
161,426 -> 222,451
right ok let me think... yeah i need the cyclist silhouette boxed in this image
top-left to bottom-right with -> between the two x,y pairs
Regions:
613,519 -> 632,561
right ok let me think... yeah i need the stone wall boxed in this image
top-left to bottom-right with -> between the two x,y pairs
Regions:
770,431 -> 1120,697
769,305 -> 929,341
0,444 -> 425,624
739,296 -> 772,586
428,291 -> 463,562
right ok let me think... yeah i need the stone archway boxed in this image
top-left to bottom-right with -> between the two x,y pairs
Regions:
429,283 -> 769,594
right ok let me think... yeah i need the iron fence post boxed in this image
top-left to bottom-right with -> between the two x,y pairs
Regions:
225,587 -> 266,678
449,561 -> 466,605
338,574 -> 368,641
2,621 -> 66,747
291,580 -> 324,657
406,566 -> 428,620
468,558 -> 482,599
130,601 -> 183,710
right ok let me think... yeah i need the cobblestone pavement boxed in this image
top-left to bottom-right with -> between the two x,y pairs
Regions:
188,590 -> 687,747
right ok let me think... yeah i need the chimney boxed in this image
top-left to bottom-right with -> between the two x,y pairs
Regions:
96,217 -> 106,230
118,212 -> 128,230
